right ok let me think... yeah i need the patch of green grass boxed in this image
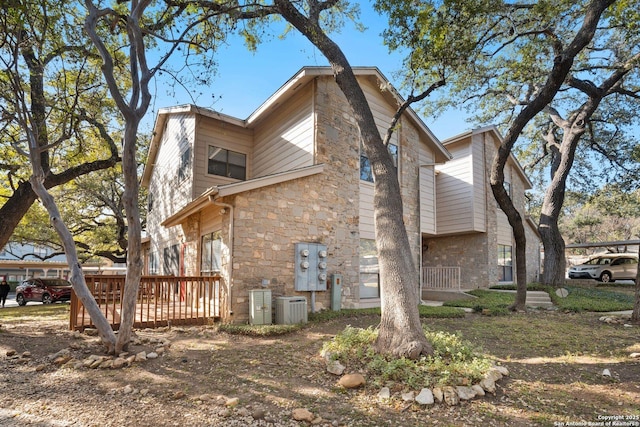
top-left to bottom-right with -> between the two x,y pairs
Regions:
489,282 -> 549,292
322,325 -> 493,389
448,284 -> 635,313
0,304 -> 70,323
553,286 -> 634,312
443,289 -> 513,315
419,305 -> 467,318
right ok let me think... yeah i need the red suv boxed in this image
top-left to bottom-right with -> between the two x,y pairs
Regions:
15,278 -> 72,305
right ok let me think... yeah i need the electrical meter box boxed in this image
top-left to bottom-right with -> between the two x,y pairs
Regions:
295,242 -> 328,291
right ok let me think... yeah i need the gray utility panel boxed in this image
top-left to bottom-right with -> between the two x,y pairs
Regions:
294,242 -> 328,292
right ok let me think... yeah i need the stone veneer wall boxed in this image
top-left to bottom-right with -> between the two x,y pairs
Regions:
398,113 -> 425,299
423,233 -> 491,289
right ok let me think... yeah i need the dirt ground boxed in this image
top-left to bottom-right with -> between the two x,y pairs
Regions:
0,308 -> 639,427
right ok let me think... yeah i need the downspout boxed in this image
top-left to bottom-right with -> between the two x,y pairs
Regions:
209,195 -> 234,318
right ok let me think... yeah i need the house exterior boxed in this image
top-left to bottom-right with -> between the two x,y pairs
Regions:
0,242 -> 126,282
142,67 -> 540,323
421,126 -> 541,291
0,242 -> 70,282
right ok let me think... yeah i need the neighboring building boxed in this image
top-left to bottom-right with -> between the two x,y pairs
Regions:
142,67 -> 540,323
422,126 -> 541,291
0,242 -> 69,282
0,242 -> 127,282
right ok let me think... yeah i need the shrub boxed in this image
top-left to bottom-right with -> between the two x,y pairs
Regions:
321,325 -> 493,389
217,323 -> 302,336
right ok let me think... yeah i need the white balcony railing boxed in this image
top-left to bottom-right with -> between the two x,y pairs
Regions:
421,267 -> 461,291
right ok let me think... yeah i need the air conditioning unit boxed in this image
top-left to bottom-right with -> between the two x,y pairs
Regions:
275,296 -> 308,325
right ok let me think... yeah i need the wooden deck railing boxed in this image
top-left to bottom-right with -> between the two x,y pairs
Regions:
70,275 -> 221,331
421,267 -> 461,291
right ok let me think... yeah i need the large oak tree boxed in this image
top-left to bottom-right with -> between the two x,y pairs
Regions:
0,1 -> 121,251
386,0 -> 619,309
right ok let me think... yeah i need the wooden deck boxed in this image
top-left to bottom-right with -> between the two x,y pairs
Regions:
70,275 -> 221,331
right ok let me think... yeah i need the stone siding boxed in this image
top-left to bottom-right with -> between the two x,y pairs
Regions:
423,233 -> 491,289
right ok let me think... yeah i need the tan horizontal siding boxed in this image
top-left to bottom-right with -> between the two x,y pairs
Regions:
253,85 -> 314,177
194,117 -> 253,196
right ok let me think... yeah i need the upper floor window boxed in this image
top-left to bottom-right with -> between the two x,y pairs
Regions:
360,142 -> 398,183
178,146 -> 191,182
208,146 -> 246,180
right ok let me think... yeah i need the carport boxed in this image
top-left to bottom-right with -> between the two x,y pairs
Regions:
565,239 -> 640,253
565,239 -> 640,283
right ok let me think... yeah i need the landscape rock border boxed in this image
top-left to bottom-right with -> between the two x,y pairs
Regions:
323,349 -> 509,406
598,314 -> 636,327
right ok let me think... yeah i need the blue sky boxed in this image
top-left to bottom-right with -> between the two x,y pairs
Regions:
146,3 -> 468,141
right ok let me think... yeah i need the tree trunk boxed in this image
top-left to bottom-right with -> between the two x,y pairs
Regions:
0,182 -> 39,250
632,245 -> 640,323
30,177 -> 117,352
275,0 -> 432,358
84,1 -> 151,354
487,0 -> 614,307
24,130 -> 117,352
540,214 -> 567,286
491,180 -> 528,311
536,123 -> 586,287
114,123 -> 143,353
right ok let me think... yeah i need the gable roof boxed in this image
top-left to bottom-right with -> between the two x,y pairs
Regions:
442,125 -> 533,190
142,66 -> 451,187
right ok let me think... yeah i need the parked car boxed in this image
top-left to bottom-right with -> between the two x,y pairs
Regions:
15,278 -> 72,305
595,254 -> 638,283
568,255 -> 618,279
